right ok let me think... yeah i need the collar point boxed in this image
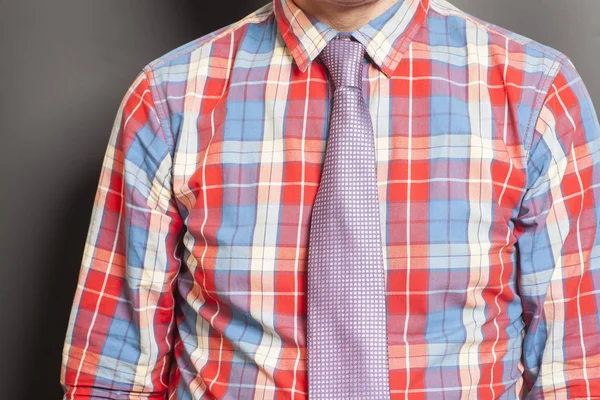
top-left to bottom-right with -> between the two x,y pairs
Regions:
380,55 -> 403,78
380,64 -> 394,78
294,58 -> 310,74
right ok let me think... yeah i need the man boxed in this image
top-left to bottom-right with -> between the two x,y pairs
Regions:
60,0 -> 600,398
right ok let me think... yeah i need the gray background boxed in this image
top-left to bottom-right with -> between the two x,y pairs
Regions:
0,1 -> 598,398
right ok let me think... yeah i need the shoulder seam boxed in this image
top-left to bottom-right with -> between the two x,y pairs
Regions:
141,67 -> 175,156
427,0 -> 569,164
523,55 -> 568,163
138,4 -> 275,155
429,0 -> 562,59
147,7 -> 274,71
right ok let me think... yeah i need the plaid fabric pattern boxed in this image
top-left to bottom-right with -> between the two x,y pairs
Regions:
60,0 -> 600,398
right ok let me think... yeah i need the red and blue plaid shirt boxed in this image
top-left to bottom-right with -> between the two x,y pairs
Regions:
60,0 -> 600,398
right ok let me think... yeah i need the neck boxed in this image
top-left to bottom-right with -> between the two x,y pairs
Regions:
292,0 -> 399,32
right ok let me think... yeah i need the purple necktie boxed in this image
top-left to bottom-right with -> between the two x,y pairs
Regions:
306,33 -> 391,399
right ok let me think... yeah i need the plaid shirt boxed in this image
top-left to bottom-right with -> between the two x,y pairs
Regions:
60,0 -> 600,398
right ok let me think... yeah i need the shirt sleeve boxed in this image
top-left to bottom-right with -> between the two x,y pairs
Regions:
515,57 -> 600,399
59,69 -> 185,399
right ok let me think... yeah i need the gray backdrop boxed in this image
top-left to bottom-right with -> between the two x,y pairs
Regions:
0,1 -> 598,399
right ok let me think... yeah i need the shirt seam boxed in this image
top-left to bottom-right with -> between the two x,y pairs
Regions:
141,67 -> 175,156
148,10 -> 273,70
429,0 -> 563,59
522,55 -> 568,163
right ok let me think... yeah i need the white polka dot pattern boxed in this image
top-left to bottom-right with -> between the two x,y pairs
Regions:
306,33 -> 391,399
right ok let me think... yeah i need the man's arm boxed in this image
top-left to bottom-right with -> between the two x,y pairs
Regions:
60,70 -> 184,399
515,56 -> 600,398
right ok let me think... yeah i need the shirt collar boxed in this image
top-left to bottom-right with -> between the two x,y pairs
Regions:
273,0 -> 430,78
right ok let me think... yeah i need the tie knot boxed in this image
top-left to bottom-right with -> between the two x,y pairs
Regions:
318,33 -> 366,91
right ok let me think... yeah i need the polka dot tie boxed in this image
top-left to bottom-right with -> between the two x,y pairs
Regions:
307,33 -> 391,399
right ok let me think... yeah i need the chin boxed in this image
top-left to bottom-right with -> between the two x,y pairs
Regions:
318,0 -> 381,6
